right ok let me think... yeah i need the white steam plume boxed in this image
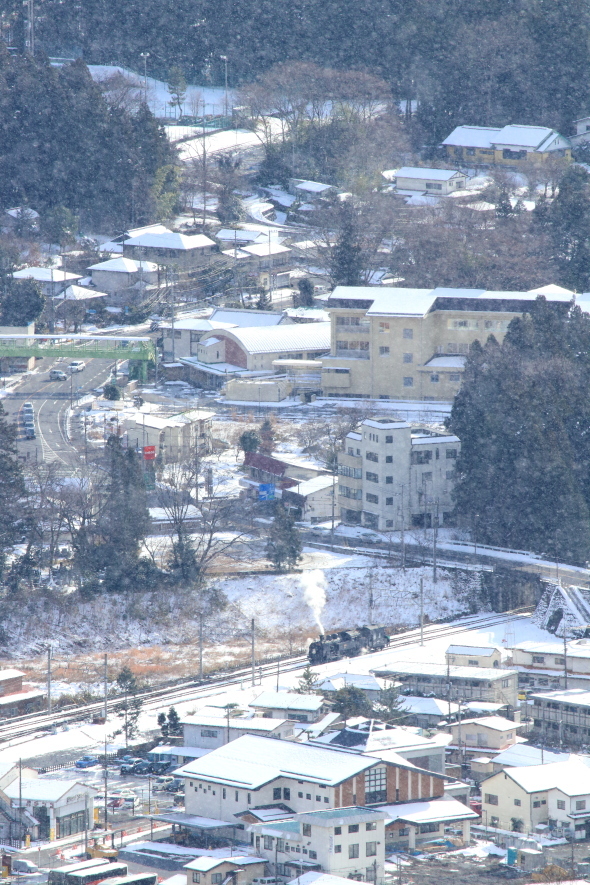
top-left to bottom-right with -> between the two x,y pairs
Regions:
301,569 -> 327,634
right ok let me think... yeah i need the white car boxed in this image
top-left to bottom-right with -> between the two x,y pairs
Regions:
68,361 -> 86,373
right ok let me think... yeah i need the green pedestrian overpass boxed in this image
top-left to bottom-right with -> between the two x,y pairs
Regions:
0,334 -> 155,378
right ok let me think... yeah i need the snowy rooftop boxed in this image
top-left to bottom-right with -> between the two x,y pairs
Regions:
513,639 -> 590,658
125,231 -> 215,250
373,661 -> 517,680
288,874 -> 352,885
251,691 -> 325,712
320,673 -> 382,692
457,715 -> 522,732
175,734 -> 375,789
411,434 -> 460,446
399,696 -> 459,717
242,242 -> 292,257
490,745 -> 570,768
13,267 -> 81,282
286,475 -> 335,497
88,257 -> 158,273
530,688 -> 590,707
184,856 -> 263,872
205,322 -> 330,355
4,778 -> 96,802
441,124 -> 568,151
294,181 -> 334,193
328,285 -> 575,318
55,285 -> 108,301
395,167 -> 463,181
447,644 -> 499,656
501,757 -> 590,795
161,319 -> 237,332
210,308 -> 286,327
382,797 -> 479,825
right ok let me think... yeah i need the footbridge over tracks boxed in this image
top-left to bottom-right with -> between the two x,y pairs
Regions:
0,334 -> 155,378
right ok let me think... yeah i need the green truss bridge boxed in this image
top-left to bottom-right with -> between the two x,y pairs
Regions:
0,334 -> 155,379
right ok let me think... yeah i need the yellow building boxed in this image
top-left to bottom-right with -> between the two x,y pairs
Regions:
441,123 -> 571,165
320,284 -> 574,402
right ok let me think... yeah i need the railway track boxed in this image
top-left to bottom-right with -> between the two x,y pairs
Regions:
0,606 -> 532,749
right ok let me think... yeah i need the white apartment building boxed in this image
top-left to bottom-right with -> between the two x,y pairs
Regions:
249,806 -> 387,882
337,418 -> 460,531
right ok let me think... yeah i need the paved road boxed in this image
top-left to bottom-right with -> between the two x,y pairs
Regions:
3,359 -> 116,467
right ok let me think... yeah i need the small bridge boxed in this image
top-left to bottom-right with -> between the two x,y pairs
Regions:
0,334 -> 155,378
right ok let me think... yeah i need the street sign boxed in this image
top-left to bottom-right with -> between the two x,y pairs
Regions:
258,483 -> 275,501
143,445 -> 156,460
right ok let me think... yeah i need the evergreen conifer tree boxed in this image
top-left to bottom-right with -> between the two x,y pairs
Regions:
266,503 -> 302,571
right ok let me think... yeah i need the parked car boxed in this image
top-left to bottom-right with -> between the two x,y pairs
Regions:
22,402 -> 33,412
49,369 -> 67,381
165,778 -> 184,792
149,761 -> 171,774
24,427 -> 36,439
153,776 -> 174,791
75,755 -> 99,769
68,360 -> 86,373
120,758 -> 143,775
132,761 -> 152,776
12,860 -> 39,874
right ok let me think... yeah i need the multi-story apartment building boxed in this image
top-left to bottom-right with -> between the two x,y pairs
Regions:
337,418 -> 460,530
320,285 -> 573,401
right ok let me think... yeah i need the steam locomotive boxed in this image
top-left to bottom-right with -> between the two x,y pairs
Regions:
308,625 -> 390,665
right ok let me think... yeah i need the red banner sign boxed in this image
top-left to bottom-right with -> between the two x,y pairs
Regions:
143,445 -> 156,460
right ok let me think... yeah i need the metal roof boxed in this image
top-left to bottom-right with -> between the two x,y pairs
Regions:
204,322 -> 331,355
396,167 -> 463,181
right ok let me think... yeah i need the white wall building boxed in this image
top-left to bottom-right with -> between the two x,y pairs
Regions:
338,418 -> 460,531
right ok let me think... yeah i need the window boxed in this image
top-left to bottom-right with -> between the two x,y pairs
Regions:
557,800 -> 566,810
386,497 -> 393,505
446,449 -> 457,459
273,788 -> 282,800
365,842 -> 377,857
422,472 -> 432,481
379,346 -> 390,356
192,875 -> 200,883
419,823 -> 439,834
533,801 -> 541,808
211,875 -> 223,884
386,519 -> 393,527
555,657 -> 565,665
385,436 -> 393,443
449,373 -> 461,382
340,486 -> 362,500
316,796 -> 321,802
366,452 -> 379,462
309,851 -> 317,860
365,765 -> 387,803
235,791 -> 239,801
403,328 -> 413,339
201,729 -> 218,737
366,493 -> 379,504
577,800 -> 586,810
532,655 -> 545,664
334,845 -> 342,854
430,374 -> 439,383
366,472 -> 379,483
425,182 -> 443,190
277,840 -> 285,852
386,455 -> 393,463
324,797 -> 329,803
306,794 -> 311,800
514,799 -> 521,807
337,316 -> 363,326
349,844 -> 360,859
247,793 -> 251,803
403,353 -> 413,363
223,789 -> 226,799
385,476 -> 393,484
339,465 -> 362,478
334,827 -> 342,835
368,433 -> 379,442
485,794 -> 498,806
446,470 -> 454,480
348,824 -> 360,833
302,824 -> 311,836
379,322 -> 390,332
264,836 -> 274,850
366,822 -> 377,831
403,377 -> 414,387
298,792 -> 303,798
412,450 -> 432,465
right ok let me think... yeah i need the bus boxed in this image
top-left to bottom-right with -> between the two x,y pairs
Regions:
49,860 -> 114,885
48,861 -> 128,885
102,875 -> 157,885
67,864 -> 129,885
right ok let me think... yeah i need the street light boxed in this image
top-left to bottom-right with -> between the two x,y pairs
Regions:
220,55 -> 228,117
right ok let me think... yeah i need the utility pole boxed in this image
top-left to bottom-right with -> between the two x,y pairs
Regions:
140,52 -> 150,105
220,55 -> 229,117
368,569 -> 374,624
432,499 -> 439,584
564,629 -> 568,690
27,0 -> 35,54
47,647 -> 52,714
199,612 -> 204,680
104,654 -> 108,722
419,577 -> 424,646
400,485 -> 406,570
202,103 -> 207,231
170,271 -> 176,362
276,659 -> 280,692
330,471 -> 336,550
268,232 -> 273,306
103,736 -> 108,832
251,618 -> 255,687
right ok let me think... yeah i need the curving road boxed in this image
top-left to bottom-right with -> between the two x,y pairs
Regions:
3,358 -> 116,466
